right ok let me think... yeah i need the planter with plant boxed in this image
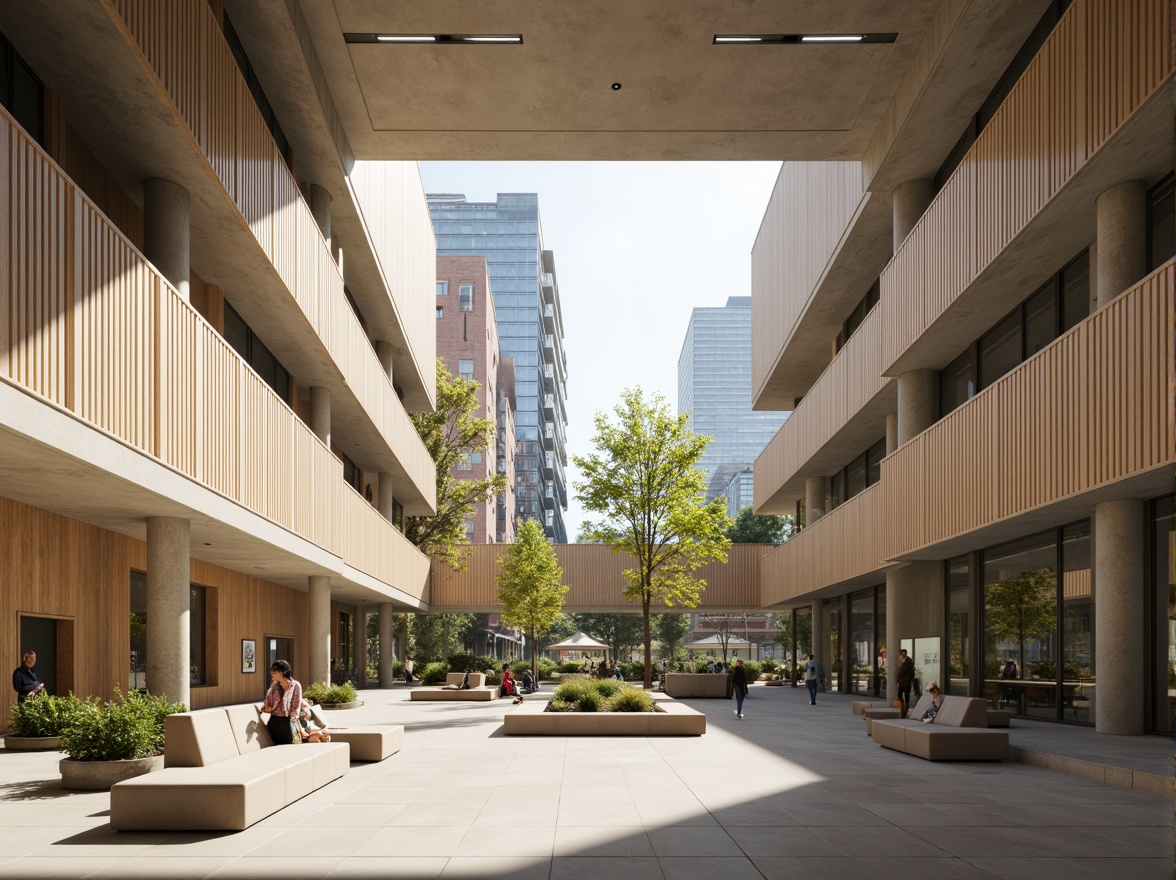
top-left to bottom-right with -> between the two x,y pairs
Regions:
58,689 -> 185,790
6,694 -> 86,750
303,681 -> 360,709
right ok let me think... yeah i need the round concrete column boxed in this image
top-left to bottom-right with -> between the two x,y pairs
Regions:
377,340 -> 395,384
310,387 -> 331,446
1094,498 -> 1145,734
810,601 -> 825,679
144,179 -> 190,302
308,184 -> 332,251
805,475 -> 829,525
885,411 -> 899,455
397,615 -> 409,664
377,473 -> 395,522
897,370 -> 938,445
892,179 -> 935,253
146,516 -> 190,707
1095,181 -> 1146,308
307,576 -> 332,686
378,603 -> 395,687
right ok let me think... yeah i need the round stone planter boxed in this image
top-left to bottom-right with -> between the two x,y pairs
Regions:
59,755 -> 163,791
318,700 -> 362,710
4,735 -> 62,751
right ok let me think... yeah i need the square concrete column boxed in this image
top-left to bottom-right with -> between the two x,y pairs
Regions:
1095,180 -> 1146,309
310,387 -> 331,446
892,179 -> 935,253
1093,498 -> 1146,734
897,370 -> 938,445
146,516 -> 190,707
144,179 -> 190,302
884,562 -> 943,699
378,603 -> 395,686
805,475 -> 830,525
308,576 -> 332,686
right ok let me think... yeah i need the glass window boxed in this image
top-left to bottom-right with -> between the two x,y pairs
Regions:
876,586 -> 886,698
1147,174 -> 1175,272
1024,282 -> 1057,356
458,359 -> 474,382
850,589 -> 875,696
190,585 -> 206,686
830,471 -> 846,509
459,284 -> 474,311
865,439 -> 886,487
825,597 -> 843,692
983,531 -> 1058,720
129,572 -> 210,689
1151,495 -> 1174,733
436,281 -> 448,296
1061,522 -> 1093,724
846,455 -> 867,499
978,309 -> 1022,390
940,350 -> 973,416
340,450 -> 361,491
1061,251 -> 1090,332
436,307 -> 443,319
947,557 -> 970,696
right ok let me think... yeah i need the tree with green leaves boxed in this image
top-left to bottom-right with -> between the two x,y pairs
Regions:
571,613 -> 646,662
406,359 -> 507,570
726,506 -> 794,544
408,613 -> 475,662
574,387 -> 732,687
497,519 -> 570,678
653,613 -> 691,660
985,567 -> 1057,676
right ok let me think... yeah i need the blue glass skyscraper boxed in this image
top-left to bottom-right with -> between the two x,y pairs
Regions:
428,193 -> 569,543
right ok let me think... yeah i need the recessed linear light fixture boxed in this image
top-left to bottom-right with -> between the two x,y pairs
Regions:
346,33 -> 523,45
713,33 -> 897,45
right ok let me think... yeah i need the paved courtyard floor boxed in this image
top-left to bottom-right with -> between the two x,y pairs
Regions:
0,683 -> 1170,879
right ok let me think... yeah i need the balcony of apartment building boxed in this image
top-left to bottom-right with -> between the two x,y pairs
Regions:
0,0 -> 438,520
0,101 -> 432,611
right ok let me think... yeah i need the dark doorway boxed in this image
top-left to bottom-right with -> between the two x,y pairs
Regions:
19,615 -> 66,697
264,636 -> 293,675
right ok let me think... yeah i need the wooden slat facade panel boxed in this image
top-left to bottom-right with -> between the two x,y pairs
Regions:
751,162 -> 864,401
341,485 -> 431,601
881,0 -> 1171,372
755,306 -> 888,511
759,483 -> 887,607
883,263 -> 1175,556
430,544 -> 770,612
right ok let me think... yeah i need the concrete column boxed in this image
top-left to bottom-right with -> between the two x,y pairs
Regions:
885,412 -> 899,455
307,576 -> 331,686
897,370 -> 938,445
378,603 -> 395,687
146,517 -> 190,706
884,562 -> 944,700
805,475 -> 830,525
352,606 -> 366,686
1095,181 -> 1147,309
1094,498 -> 1146,734
810,601 -> 825,682
377,340 -> 395,384
892,179 -> 935,253
310,387 -> 331,446
308,184 -> 332,251
377,473 -> 395,522
397,614 -> 408,664
144,179 -> 190,302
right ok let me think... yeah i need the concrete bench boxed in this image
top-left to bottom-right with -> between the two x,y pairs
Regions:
873,696 -> 1008,761
110,703 -> 350,831
410,671 -> 500,702
851,701 -> 890,716
306,705 -> 403,761
664,673 -> 728,698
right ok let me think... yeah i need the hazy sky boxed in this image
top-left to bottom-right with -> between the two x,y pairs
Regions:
418,161 -> 782,541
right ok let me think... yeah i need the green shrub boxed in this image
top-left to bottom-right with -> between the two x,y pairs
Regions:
557,661 -> 583,673
551,678 -> 654,712
9,694 -> 86,738
604,687 -> 655,712
419,662 -> 449,684
593,679 -> 622,698
742,662 -> 762,683
60,689 -> 185,762
305,682 -> 357,704
621,662 -> 645,680
759,659 -> 779,673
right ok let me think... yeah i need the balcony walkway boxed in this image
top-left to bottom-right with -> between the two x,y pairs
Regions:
0,685 -> 1169,879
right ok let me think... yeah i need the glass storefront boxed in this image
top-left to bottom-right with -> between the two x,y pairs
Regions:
850,585 -> 886,697
947,557 -> 970,696
1151,495 -> 1175,734
824,596 -> 843,692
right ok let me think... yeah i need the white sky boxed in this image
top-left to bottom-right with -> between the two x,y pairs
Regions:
418,161 -> 783,541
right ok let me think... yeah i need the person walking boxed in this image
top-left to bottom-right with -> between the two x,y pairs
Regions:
731,659 -> 749,719
803,654 -> 823,705
404,657 -> 414,684
896,649 -> 916,717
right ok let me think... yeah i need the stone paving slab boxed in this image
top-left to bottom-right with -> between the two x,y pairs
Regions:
0,683 -> 1168,878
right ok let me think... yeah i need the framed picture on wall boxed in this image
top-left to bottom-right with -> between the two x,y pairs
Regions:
242,639 -> 257,673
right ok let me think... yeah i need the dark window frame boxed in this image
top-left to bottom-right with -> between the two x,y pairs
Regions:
0,32 -> 45,145
828,437 -> 886,512
222,14 -> 292,169
223,301 -> 292,404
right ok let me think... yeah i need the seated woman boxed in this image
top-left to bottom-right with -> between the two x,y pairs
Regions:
299,699 -> 331,743
501,664 -> 524,704
521,669 -> 536,694
920,682 -> 944,723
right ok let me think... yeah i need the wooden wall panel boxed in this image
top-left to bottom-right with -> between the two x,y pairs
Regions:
430,543 -> 771,612
881,0 -> 1172,372
883,264 -> 1175,556
751,162 -> 864,400
341,485 -> 431,601
755,306 -> 889,511
759,483 -> 888,607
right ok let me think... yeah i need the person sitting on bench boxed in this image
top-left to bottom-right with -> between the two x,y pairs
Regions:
443,668 -> 473,690
521,669 -> 536,694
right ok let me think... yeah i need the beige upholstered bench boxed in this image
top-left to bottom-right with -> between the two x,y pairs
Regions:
307,704 -> 403,761
110,704 -> 350,831
410,672 -> 501,701
863,693 -> 933,735
851,701 -> 890,716
873,696 -> 1008,761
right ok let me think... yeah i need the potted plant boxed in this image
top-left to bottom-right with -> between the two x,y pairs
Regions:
303,681 -> 360,710
6,694 -> 85,750
58,689 -> 185,790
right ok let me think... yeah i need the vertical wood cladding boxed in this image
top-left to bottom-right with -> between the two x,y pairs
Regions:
0,496 -> 306,718
881,0 -> 1172,371
342,484 -> 431,601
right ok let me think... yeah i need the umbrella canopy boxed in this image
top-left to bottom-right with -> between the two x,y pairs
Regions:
546,631 -> 611,652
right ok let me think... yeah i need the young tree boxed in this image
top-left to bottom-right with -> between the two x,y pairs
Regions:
653,613 -> 691,660
497,519 -> 570,679
574,388 -> 732,687
408,613 -> 475,662
726,506 -> 794,544
406,359 -> 507,570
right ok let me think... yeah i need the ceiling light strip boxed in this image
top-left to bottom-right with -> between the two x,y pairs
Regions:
712,33 -> 897,45
347,33 -> 523,45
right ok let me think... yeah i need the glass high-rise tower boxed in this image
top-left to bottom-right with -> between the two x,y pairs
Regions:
428,193 -> 569,542
678,296 -> 789,505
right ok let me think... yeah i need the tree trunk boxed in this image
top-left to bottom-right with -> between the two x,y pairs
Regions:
530,625 -> 538,679
643,594 -> 653,689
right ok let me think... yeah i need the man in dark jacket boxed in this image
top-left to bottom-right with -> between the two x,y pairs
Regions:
896,649 -> 916,717
731,659 -> 749,719
12,651 -> 45,703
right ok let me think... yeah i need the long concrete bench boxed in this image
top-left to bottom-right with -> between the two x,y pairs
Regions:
410,672 -> 501,701
110,704 -> 350,831
873,696 -> 1008,761
307,704 -> 404,761
851,701 -> 890,716
664,673 -> 728,698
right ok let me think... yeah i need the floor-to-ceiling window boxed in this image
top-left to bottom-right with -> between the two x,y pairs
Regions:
946,556 -> 971,696
849,586 -> 886,696
1060,522 -> 1093,724
1151,495 -> 1175,734
793,606 -> 812,684
824,597 -> 843,692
